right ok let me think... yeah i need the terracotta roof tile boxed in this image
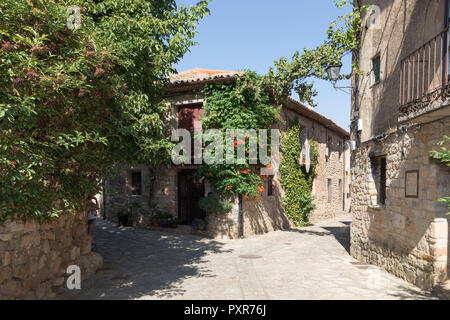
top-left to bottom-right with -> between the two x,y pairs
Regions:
171,68 -> 244,84
169,68 -> 349,137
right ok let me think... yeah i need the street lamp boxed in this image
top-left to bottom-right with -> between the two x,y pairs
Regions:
325,63 -> 352,90
326,63 -> 342,82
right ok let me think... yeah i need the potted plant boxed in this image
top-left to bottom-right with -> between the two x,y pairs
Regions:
150,212 -> 178,228
198,193 -> 233,214
117,207 -> 132,227
191,218 -> 206,231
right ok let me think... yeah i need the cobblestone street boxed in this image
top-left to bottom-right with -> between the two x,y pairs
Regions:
60,215 -> 438,300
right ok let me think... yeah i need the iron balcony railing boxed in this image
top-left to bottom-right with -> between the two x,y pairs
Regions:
399,26 -> 449,116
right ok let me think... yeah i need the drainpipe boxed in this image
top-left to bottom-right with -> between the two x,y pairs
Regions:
443,0 -> 449,87
238,194 -> 243,238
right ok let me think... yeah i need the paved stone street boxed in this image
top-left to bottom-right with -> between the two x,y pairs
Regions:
59,215 -> 438,300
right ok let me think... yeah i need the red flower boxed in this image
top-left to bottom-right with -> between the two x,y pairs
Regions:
27,70 -> 39,80
268,149 -> 272,152
227,185 -> 232,190
267,163 -> 272,169
86,48 -> 96,57
94,67 -> 105,78
275,115 -> 281,119
1,41 -> 15,52
208,173 -> 213,177
258,186 -> 264,193
12,77 -> 25,88
246,150 -> 250,154
78,88 -> 87,97
30,45 -> 48,57
244,170 -> 248,174
257,196 -> 261,200
244,195 -> 249,199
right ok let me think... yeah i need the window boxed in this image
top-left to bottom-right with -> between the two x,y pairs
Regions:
380,157 -> 386,205
267,176 -> 274,196
131,171 -> 142,195
339,179 -> 343,202
327,179 -> 332,203
372,56 -> 381,84
178,104 -> 203,160
178,104 -> 203,132
370,156 -> 387,205
338,140 -> 342,159
326,136 -> 332,162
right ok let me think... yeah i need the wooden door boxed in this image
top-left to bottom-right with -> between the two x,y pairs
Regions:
178,171 -> 205,224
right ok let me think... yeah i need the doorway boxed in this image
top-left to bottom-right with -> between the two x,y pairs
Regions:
178,171 -> 205,225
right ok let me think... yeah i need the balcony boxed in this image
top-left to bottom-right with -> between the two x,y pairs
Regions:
399,27 -> 450,122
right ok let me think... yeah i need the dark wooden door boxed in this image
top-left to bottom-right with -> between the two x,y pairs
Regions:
178,171 -> 205,224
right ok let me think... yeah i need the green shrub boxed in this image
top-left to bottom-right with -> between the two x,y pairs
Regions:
0,0 -> 209,221
430,136 -> 450,214
198,193 -> 233,214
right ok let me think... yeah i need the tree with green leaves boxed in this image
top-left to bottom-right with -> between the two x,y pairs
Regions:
263,0 -> 366,107
430,136 -> 450,214
0,0 -> 210,221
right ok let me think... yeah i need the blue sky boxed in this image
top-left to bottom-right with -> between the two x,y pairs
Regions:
175,0 -> 353,131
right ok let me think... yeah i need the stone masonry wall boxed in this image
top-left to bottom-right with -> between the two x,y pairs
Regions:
0,213 -> 102,299
278,107 -> 351,224
104,92 -> 351,236
206,174 -> 291,239
350,118 -> 449,290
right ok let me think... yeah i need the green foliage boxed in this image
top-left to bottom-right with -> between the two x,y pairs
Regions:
198,193 -> 233,214
191,218 -> 206,230
263,0 -> 367,107
430,136 -> 450,166
279,123 -> 318,226
195,71 -> 279,198
430,136 -> 450,214
0,0 -> 210,221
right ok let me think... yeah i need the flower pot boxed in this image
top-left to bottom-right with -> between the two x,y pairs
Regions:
150,217 -> 159,227
118,216 -> 129,227
168,220 -> 178,228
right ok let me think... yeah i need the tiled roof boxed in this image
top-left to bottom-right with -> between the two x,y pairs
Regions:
169,68 -> 349,137
171,68 -> 244,84
287,96 -> 349,137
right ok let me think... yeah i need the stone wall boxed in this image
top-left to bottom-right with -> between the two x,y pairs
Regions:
278,106 -> 351,223
0,213 -> 102,299
206,175 -> 291,239
350,118 -> 449,290
104,90 -> 351,237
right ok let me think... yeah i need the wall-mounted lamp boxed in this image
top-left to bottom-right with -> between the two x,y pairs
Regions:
325,63 -> 353,91
350,141 -> 357,151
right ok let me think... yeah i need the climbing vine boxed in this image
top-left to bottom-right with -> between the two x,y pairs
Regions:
279,123 -> 318,226
430,135 -> 450,214
194,71 -> 280,199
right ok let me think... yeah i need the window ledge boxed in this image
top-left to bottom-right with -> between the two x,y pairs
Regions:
368,204 -> 386,210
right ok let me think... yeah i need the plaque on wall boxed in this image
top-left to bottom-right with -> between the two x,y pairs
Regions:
405,170 -> 419,198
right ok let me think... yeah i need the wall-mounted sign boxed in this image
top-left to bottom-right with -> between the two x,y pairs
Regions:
405,170 -> 419,198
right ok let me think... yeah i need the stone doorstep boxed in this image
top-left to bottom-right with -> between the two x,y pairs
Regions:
141,225 -> 209,238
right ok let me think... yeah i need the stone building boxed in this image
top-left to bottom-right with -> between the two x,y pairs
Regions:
104,68 -> 350,238
350,0 -> 450,290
